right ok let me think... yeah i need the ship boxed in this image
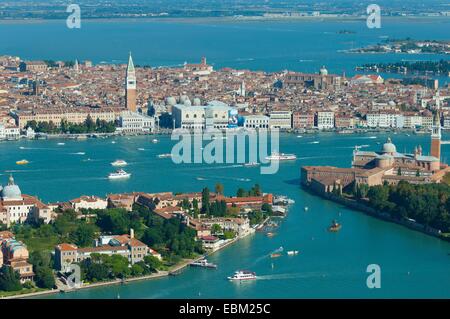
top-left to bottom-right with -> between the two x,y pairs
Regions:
157,153 -> 172,158
287,250 -> 299,256
108,169 -> 131,180
189,258 -> 217,269
227,270 -> 257,281
152,138 -> 159,143
328,220 -> 342,232
265,152 -> 297,161
111,159 -> 128,167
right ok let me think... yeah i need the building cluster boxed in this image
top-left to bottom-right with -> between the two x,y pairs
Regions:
55,229 -> 161,272
301,113 -> 450,194
1,54 -> 449,140
0,231 -> 34,283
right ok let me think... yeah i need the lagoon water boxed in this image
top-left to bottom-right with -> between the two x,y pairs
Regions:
1,17 -> 449,84
1,133 -> 450,298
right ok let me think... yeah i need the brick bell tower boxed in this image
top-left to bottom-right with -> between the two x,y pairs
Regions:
431,111 -> 441,160
125,52 -> 137,112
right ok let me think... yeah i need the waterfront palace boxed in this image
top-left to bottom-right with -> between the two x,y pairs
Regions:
301,112 -> 450,194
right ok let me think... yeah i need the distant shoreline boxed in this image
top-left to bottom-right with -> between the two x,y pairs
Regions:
1,15 -> 449,25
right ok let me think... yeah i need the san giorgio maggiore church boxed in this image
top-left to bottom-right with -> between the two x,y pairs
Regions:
301,112 -> 450,194
0,175 -> 54,227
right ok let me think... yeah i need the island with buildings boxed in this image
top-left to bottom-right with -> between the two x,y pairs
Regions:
0,52 -> 449,142
301,114 -> 450,239
0,174 -> 288,297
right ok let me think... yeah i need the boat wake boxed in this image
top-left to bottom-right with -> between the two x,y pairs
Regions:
256,272 -> 326,281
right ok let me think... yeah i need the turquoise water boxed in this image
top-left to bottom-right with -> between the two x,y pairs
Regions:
1,133 -> 450,298
1,18 -> 449,84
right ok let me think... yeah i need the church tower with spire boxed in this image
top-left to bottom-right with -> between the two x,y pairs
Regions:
431,111 -> 441,160
125,52 -> 137,112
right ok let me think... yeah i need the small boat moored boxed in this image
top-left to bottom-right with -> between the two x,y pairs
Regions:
287,250 -> 299,256
189,258 -> 217,269
270,253 -> 282,258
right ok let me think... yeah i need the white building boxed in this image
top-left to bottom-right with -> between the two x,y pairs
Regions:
316,111 -> 335,129
269,111 -> 292,130
366,113 -> 402,128
0,124 -> 4,140
0,125 -> 20,140
0,175 -> 53,227
69,195 -> 108,212
243,115 -> 269,129
172,101 -> 233,130
118,111 -> 155,134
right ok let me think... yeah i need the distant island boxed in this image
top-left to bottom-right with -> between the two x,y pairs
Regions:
348,38 -> 450,55
356,60 -> 450,76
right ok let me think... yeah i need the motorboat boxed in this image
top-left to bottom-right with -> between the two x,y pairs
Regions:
108,169 -> 131,180
157,153 -> 172,158
287,251 -> 299,256
16,159 -> 29,165
328,220 -> 342,232
265,152 -> 297,161
111,159 -> 128,167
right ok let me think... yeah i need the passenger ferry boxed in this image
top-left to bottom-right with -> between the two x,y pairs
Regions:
108,169 -> 131,180
265,152 -> 297,161
189,258 -> 217,269
227,270 -> 257,281
111,159 -> 128,167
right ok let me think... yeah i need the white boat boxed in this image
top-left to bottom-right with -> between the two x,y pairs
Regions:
265,152 -> 297,161
227,270 -> 257,281
157,153 -> 172,158
243,162 -> 260,167
108,169 -> 131,180
304,206 -> 309,212
74,152 -> 85,155
152,139 -> 159,143
137,148 -> 145,151
287,250 -> 299,256
111,159 -> 128,167
190,259 -> 217,269
57,142 -> 65,146
309,141 -> 320,144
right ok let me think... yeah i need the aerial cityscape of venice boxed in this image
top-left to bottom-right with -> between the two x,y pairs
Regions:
0,0 -> 449,304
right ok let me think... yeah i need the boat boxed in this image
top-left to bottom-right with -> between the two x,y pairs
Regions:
227,270 -> 257,281
265,152 -> 297,161
328,220 -> 342,232
74,152 -> 85,155
111,159 -> 128,167
152,139 -> 159,143
304,206 -> 309,212
16,159 -> 29,165
243,162 -> 260,167
57,142 -> 65,146
157,153 -> 172,158
287,250 -> 299,256
270,253 -> 281,258
196,177 -> 207,181
189,258 -> 217,269
137,148 -> 145,151
266,232 -> 276,237
108,169 -> 131,180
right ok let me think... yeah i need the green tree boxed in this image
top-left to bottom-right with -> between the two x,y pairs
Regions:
201,187 -> 210,215
144,255 -> 163,272
215,183 -> 224,195
35,268 -> 55,289
0,266 -> 22,292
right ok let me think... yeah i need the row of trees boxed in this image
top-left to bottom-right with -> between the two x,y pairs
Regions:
25,116 -> 116,134
350,181 -> 450,232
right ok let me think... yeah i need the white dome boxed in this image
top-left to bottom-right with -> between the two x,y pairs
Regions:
1,175 -> 22,200
319,66 -> 328,75
184,99 -> 192,106
165,96 -> 176,106
382,138 -> 396,154
179,95 -> 189,104
193,97 -> 201,106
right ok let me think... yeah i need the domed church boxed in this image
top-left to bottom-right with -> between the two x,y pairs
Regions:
0,175 -> 53,227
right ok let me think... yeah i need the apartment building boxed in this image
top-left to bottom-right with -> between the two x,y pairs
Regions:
316,111 -> 335,129
269,111 -> 292,130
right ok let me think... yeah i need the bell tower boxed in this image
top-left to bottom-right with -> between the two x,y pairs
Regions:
125,52 -> 137,112
431,111 -> 441,160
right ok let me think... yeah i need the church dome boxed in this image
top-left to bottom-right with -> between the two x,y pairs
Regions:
184,99 -> 192,107
1,175 -> 22,200
382,137 -> 396,154
319,66 -> 328,76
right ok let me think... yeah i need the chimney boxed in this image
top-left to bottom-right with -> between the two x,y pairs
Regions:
130,228 -> 134,239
